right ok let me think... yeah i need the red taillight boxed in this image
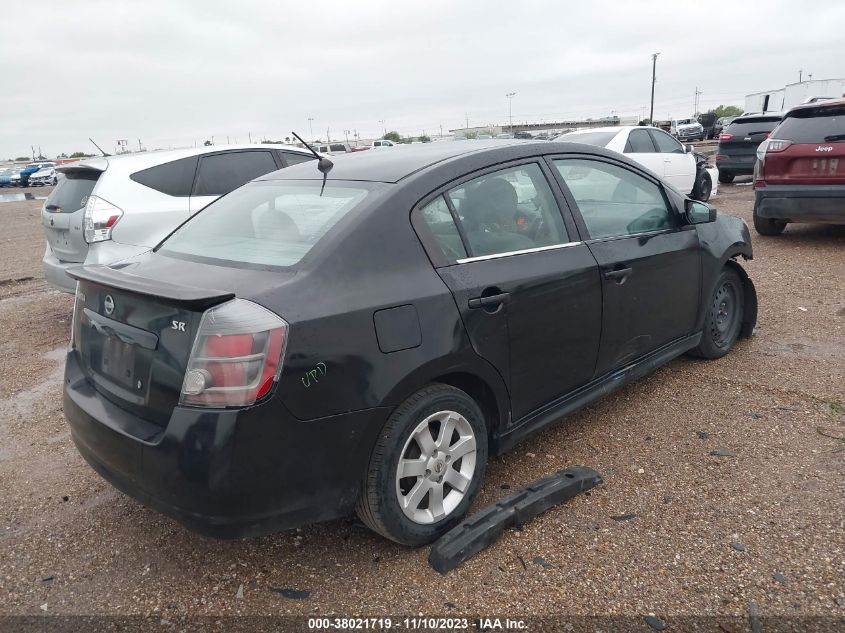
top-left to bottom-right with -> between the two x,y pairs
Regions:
180,300 -> 288,408
719,133 -> 733,141
715,154 -> 727,161
765,139 -> 792,153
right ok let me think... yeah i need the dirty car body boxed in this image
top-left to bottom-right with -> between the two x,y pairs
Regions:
63,141 -> 757,543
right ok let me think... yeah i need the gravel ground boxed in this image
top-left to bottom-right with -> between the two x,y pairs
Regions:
0,182 -> 843,627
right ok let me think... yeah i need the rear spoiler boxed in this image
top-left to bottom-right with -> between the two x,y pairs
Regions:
67,264 -> 234,309
57,158 -> 109,174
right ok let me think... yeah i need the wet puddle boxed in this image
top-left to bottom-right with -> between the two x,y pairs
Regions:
0,192 -> 47,202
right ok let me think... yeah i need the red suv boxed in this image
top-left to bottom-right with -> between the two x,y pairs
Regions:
753,99 -> 845,235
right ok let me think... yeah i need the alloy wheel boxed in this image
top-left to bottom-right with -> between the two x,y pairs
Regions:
395,410 -> 477,524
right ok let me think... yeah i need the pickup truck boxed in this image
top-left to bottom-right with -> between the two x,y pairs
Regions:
670,118 -> 705,142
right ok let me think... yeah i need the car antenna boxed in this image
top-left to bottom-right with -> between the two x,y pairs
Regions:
291,131 -> 333,195
89,138 -> 111,157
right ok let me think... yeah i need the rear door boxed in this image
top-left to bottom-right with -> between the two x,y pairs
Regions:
413,160 -> 602,422
189,150 -> 281,213
649,128 -> 696,194
551,156 -> 701,378
763,104 -> 845,185
41,169 -> 102,263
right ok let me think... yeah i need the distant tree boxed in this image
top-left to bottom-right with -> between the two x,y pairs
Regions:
284,136 -> 291,143
14,156 -> 28,161
203,140 -> 212,146
418,134 -> 431,143
639,119 -> 651,126
57,152 -> 68,158
464,131 -> 477,140
383,131 -> 401,142
69,151 -> 90,158
710,105 -> 743,118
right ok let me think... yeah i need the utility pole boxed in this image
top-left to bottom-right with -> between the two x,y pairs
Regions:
798,69 -> 803,83
344,129 -> 350,144
138,139 -> 142,152
465,112 -> 469,130
248,131 -> 252,143
379,119 -> 385,137
694,87 -> 702,115
649,52 -> 660,125
326,127 -> 331,142
307,117 -> 314,142
440,124 -> 443,138
506,92 -> 516,134
31,146 -> 35,160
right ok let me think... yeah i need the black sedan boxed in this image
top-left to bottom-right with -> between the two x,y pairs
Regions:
64,141 -> 757,546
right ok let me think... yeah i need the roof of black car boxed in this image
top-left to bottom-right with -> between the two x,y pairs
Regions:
258,140 -> 564,184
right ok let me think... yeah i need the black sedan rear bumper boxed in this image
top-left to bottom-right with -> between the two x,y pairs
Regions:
755,184 -> 845,224
63,351 -> 389,538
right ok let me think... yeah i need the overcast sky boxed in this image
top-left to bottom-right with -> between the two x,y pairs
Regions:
1,0 -> 843,159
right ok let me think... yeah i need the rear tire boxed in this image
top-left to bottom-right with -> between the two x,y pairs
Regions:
692,171 -> 712,202
690,267 -> 744,359
753,206 -> 786,235
356,384 -> 488,546
718,171 -> 734,184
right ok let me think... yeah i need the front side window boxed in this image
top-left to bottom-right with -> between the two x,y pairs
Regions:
160,180 -> 375,268
446,163 -> 569,258
650,130 -> 684,154
282,152 -> 315,166
554,159 -> 673,239
193,151 -> 278,197
625,129 -> 656,153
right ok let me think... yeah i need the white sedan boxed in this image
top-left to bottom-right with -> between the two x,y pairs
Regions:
557,126 -> 716,201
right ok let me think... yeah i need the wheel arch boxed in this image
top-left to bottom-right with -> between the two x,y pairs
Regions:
724,258 -> 758,338
381,358 -> 510,442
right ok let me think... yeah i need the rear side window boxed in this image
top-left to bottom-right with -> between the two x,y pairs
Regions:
774,106 -> 845,143
130,156 -> 198,196
726,117 -> 782,137
624,129 -> 656,153
555,159 -> 672,239
193,151 -> 278,197
160,181 -> 374,268
418,196 -> 467,260
330,144 -> 347,152
446,163 -> 569,258
44,171 -> 99,213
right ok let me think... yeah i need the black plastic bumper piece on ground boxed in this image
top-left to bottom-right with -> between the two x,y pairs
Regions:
428,465 -> 602,574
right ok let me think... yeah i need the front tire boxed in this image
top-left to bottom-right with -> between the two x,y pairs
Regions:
692,171 -> 712,202
356,384 -> 488,546
718,171 -> 734,184
753,206 -> 786,235
690,267 -> 744,359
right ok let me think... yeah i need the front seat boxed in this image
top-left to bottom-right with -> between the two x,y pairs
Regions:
463,177 -> 534,256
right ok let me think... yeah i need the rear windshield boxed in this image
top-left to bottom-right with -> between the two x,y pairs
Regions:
560,131 -> 619,146
774,106 -> 845,143
726,117 -> 782,136
159,180 -> 375,268
44,170 -> 99,213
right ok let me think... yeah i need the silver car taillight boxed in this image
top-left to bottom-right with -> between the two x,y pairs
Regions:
83,195 -> 123,243
180,299 -> 288,408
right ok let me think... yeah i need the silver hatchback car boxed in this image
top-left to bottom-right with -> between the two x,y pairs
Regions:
42,144 -> 314,292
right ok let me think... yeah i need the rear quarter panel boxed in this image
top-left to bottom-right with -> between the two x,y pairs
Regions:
96,168 -> 191,249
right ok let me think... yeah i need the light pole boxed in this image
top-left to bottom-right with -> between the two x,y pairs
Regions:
378,119 -> 385,138
307,117 -> 314,142
506,92 -> 516,134
649,53 -> 660,125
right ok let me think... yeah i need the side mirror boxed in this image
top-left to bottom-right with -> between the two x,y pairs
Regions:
685,144 -> 694,153
684,198 -> 717,224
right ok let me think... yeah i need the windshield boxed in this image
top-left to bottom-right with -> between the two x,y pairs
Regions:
159,180 -> 376,268
677,119 -> 695,125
